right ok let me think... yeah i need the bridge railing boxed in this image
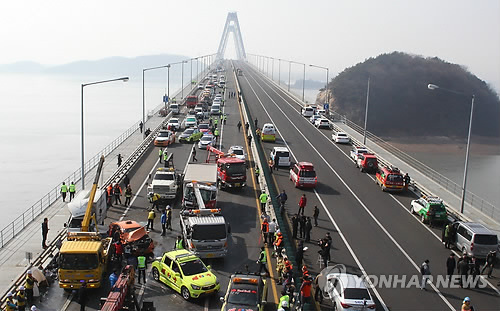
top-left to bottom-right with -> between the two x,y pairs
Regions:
328,111 -> 498,220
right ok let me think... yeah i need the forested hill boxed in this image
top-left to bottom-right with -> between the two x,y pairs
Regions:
325,52 -> 500,138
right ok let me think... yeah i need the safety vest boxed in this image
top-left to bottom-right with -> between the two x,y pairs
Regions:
61,184 -> 68,193
261,222 -> 269,233
148,211 -> 155,220
159,149 -> 163,156
259,250 -> 267,263
69,184 -> 76,192
138,256 -> 146,269
214,119 -> 218,125
279,295 -> 290,308
125,188 -> 132,197
16,291 -> 26,306
176,239 -> 184,250
25,275 -> 35,289
444,225 -> 450,238
260,193 -> 268,203
5,298 -> 16,311
163,152 -> 168,161
214,130 -> 219,136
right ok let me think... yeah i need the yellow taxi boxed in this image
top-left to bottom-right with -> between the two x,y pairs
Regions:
151,249 -> 220,300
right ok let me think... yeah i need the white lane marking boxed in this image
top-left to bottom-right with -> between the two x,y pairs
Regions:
119,158 -> 160,221
204,296 -> 209,311
241,73 -> 390,311
244,69 -> 455,311
250,64 -> 500,296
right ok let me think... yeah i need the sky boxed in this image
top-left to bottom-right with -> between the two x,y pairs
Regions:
0,0 -> 499,92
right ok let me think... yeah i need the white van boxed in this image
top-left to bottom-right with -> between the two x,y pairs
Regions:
261,123 -> 276,142
169,103 -> 179,115
270,146 -> 291,167
301,106 -> 316,117
452,222 -> 498,258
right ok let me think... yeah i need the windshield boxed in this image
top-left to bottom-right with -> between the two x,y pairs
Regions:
226,162 -> 246,175
180,259 -> 208,276
299,170 -> 316,178
201,136 -> 214,142
227,287 -> 258,306
387,174 -> 403,183
155,173 -> 174,180
186,118 -> 196,122
199,124 -> 209,129
191,224 -> 227,240
122,226 -> 141,233
338,133 -> 347,137
184,129 -> 195,135
158,132 -> 170,138
60,253 -> 98,270
185,187 -> 216,203
344,288 -> 371,300
473,234 -> 498,245
231,149 -> 244,155
275,151 -> 289,158
170,119 -> 178,124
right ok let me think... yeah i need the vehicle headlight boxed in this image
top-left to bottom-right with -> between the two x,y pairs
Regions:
191,284 -> 201,290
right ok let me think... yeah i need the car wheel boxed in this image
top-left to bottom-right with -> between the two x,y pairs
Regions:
421,214 -> 426,224
152,267 -> 160,282
410,206 -> 415,214
181,286 -> 191,300
360,167 -> 364,173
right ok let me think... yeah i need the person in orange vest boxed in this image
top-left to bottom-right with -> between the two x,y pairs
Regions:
299,274 -> 313,308
113,183 -> 122,205
261,219 -> 269,246
106,184 -> 113,207
274,232 -> 284,256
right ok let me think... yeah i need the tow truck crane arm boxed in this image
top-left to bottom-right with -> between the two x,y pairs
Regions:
81,155 -> 105,232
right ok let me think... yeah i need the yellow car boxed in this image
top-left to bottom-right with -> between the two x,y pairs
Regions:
220,273 -> 268,311
260,123 -> 276,142
151,249 -> 220,300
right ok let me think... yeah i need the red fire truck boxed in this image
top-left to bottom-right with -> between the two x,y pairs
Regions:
206,146 -> 247,189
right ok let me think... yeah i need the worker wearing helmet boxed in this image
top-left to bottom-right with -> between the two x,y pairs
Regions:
461,297 -> 474,311
16,285 -> 27,311
6,292 -> 16,311
24,270 -> 38,305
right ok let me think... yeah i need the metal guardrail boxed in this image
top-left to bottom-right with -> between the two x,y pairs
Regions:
327,111 -> 498,221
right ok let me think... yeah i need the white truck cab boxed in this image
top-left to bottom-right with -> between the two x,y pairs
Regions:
147,167 -> 179,200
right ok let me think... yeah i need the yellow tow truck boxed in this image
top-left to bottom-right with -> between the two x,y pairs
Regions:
58,156 -> 113,289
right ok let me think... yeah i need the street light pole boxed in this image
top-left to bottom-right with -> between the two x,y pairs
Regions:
271,58 -> 274,81
288,61 -> 291,92
190,58 -> 193,91
309,64 -> 329,110
302,63 -> 306,102
428,83 -> 475,214
81,76 -> 129,190
363,77 -> 370,145
278,59 -> 281,86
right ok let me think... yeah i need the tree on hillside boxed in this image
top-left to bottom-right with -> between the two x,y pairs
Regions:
328,52 -> 500,138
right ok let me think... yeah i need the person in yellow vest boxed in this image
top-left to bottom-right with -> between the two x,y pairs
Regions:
159,148 -> 163,163
257,247 -> 270,275
146,209 -> 156,231
259,191 -> 268,211
163,150 -> 169,168
69,182 -> 76,202
149,193 -> 161,211
60,182 -> 68,202
137,255 -> 147,284
24,270 -> 38,305
175,235 -> 184,250
16,286 -> 27,311
124,185 -> 132,207
5,292 -> 16,311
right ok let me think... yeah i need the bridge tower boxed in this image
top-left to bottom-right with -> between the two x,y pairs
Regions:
216,12 -> 246,60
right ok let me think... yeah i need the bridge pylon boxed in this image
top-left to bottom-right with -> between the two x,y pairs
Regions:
217,12 -> 246,60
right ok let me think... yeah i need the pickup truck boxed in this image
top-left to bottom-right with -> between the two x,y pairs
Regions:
350,146 -> 369,162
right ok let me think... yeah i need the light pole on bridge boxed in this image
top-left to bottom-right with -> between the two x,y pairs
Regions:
309,64 -> 329,111
81,76 -> 129,190
428,83 -> 475,214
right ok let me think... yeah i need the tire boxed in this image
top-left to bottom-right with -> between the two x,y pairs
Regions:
181,286 -> 191,300
152,267 -> 160,282
360,166 -> 364,173
421,214 -> 426,224
410,206 -> 415,214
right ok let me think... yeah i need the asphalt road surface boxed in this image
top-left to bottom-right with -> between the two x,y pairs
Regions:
234,60 -> 500,311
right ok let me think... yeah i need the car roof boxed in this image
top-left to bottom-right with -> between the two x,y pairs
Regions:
169,118 -> 179,122
229,145 -> 244,150
111,220 -> 141,229
165,249 -> 199,262
459,222 -> 496,235
327,273 -> 368,290
273,146 -> 289,152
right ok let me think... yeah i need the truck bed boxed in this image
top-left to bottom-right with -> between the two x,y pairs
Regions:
183,163 -> 217,184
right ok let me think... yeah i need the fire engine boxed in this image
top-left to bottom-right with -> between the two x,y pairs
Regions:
206,145 -> 247,189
